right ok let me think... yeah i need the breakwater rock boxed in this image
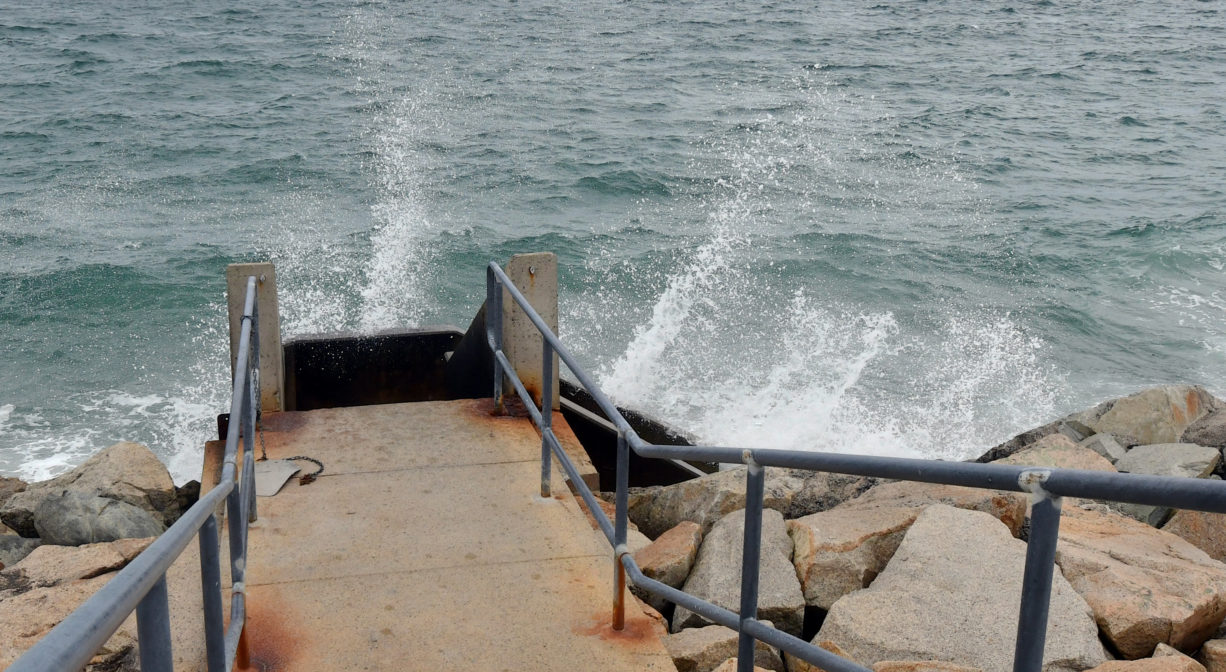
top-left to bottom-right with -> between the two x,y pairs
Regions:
618,385 -> 1226,672
0,442 -> 197,669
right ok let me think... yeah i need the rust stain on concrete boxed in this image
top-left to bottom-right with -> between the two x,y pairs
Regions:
572,610 -> 663,653
238,594 -> 303,671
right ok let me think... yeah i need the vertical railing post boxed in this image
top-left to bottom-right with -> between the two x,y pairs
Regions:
135,575 -> 174,672
487,264 -> 504,414
1013,482 -> 1063,672
250,282 -> 261,414
199,514 -> 226,672
540,340 -> 553,498
612,432 -> 630,631
737,456 -> 765,672
243,348 -> 258,524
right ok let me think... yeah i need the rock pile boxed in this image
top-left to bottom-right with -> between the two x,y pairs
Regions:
0,442 -> 197,669
619,385 -> 1226,672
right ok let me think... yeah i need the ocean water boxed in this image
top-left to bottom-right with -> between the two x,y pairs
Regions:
2,0 -> 1224,483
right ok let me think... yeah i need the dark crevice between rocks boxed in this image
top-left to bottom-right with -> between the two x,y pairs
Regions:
802,605 -> 827,643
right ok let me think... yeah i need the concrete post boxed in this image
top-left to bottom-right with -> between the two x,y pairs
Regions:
502,252 -> 560,410
226,262 -> 284,413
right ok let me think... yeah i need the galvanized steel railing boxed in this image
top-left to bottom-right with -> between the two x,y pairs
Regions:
486,260 -> 1226,672
6,277 -> 262,672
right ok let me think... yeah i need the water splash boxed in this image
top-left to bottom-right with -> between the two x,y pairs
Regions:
358,94 -> 440,332
588,79 -> 1061,461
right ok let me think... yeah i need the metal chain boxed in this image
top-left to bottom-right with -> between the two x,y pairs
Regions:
284,456 -> 324,485
257,419 -> 268,462
253,417 -> 323,484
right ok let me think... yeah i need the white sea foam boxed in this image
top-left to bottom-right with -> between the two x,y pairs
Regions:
0,404 -> 13,429
586,79 -> 1060,461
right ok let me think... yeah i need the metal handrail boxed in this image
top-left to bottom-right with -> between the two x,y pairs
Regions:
486,260 -> 1226,672
6,277 -> 262,672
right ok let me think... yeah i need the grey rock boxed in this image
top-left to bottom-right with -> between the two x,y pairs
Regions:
33,491 -> 164,546
815,505 -> 1107,672
673,508 -> 804,637
0,535 -> 41,569
0,494 -> 37,537
664,622 -> 784,672
1112,443 -> 1220,526
627,467 -> 806,539
783,471 -> 879,520
1116,443 -> 1221,478
1183,409 -> 1226,449
1079,434 -> 1128,464
0,442 -> 178,539
974,419 -> 1065,463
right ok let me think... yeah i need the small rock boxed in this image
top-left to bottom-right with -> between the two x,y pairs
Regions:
1056,506 -> 1226,658
815,505 -> 1107,672
1162,510 -> 1226,563
673,508 -> 804,637
0,536 -> 42,570
1111,444 -> 1221,525
633,520 -> 703,613
33,491 -> 164,546
1116,444 -> 1221,479
1183,409 -> 1226,449
1079,434 -> 1129,464
663,622 -> 784,672
1084,658 -> 1206,672
1153,644 -> 1196,660
789,505 -> 919,609
1199,639 -> 1226,672
839,481 -> 1028,537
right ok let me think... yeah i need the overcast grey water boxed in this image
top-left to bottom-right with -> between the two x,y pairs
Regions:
2,0 -> 1224,483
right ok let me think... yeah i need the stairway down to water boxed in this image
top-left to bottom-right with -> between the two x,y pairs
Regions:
202,397 -> 676,671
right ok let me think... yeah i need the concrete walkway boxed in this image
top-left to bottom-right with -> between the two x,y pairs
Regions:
230,398 -> 675,671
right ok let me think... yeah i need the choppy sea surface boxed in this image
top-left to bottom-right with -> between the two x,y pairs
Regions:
2,0 -> 1224,483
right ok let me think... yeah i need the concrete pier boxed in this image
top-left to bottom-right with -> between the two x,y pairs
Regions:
204,398 -> 673,671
